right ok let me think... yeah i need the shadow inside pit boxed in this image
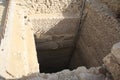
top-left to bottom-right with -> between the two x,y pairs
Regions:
34,0 -> 83,73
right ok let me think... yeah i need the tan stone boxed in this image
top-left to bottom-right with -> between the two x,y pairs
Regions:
0,0 -> 120,79
21,0 -> 81,15
100,0 -> 120,15
103,42 -> 120,80
0,0 -> 39,79
70,0 -> 120,68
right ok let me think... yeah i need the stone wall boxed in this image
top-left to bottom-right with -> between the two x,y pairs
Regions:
0,0 -> 39,79
70,0 -> 120,69
33,17 -> 79,72
100,0 -> 120,16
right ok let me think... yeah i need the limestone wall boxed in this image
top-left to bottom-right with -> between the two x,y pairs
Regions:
100,0 -> 120,16
22,0 -> 81,15
0,0 -> 39,79
70,0 -> 120,69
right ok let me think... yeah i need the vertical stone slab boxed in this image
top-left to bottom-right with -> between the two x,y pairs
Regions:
0,0 -> 39,79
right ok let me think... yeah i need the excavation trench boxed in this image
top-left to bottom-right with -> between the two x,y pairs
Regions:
34,18 -> 104,73
33,12 -> 119,73
31,0 -> 120,73
31,0 -> 88,73
34,17 -> 80,73
14,0 -> 120,76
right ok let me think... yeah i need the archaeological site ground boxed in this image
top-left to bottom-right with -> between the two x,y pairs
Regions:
0,0 -> 120,80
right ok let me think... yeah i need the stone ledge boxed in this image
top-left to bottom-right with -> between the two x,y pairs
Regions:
0,1 -> 39,79
35,34 -> 74,50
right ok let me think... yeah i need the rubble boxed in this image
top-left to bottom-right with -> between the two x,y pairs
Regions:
103,42 -> 120,80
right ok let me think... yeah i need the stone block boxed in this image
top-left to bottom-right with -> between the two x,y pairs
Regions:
103,42 -> 120,80
0,1 -> 39,79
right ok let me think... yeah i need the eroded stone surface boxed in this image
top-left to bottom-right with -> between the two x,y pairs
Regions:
21,0 -> 81,15
0,1 -> 39,79
70,0 -> 120,68
100,0 -> 120,15
18,67 -> 105,80
103,42 -> 120,80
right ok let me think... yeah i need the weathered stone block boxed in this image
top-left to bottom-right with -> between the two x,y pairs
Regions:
103,42 -> 120,80
0,1 -> 39,79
